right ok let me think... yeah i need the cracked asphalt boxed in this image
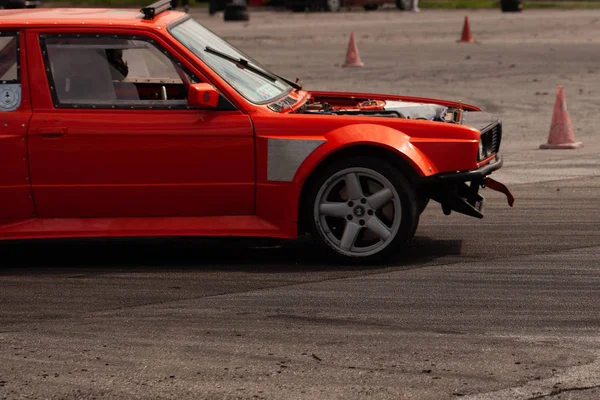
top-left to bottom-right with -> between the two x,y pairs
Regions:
1,7 -> 600,400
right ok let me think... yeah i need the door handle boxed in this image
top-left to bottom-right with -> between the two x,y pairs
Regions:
38,127 -> 67,138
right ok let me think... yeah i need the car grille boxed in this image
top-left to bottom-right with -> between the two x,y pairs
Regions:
268,96 -> 297,112
478,120 -> 502,161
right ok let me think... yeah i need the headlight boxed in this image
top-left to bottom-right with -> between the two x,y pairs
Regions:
478,139 -> 484,161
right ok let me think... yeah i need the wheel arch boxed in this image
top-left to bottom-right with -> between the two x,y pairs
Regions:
296,143 -> 429,235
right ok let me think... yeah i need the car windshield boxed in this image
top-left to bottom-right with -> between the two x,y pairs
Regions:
169,18 -> 292,104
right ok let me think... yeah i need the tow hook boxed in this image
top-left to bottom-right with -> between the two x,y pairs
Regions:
483,177 -> 515,207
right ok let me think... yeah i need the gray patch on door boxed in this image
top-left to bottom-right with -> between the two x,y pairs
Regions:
267,138 -> 326,182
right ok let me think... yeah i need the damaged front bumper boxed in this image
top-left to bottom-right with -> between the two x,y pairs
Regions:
418,153 -> 514,219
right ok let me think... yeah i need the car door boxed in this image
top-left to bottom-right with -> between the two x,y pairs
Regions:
26,31 -> 255,218
0,29 -> 35,221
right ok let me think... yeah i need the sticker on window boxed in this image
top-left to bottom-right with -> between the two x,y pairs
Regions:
256,83 -> 281,101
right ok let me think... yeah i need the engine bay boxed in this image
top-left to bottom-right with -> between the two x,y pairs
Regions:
296,98 -> 464,123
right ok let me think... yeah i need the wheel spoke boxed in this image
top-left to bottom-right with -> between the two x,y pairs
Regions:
340,222 -> 361,250
319,202 -> 348,218
345,172 -> 363,200
367,188 -> 393,210
366,217 -> 391,241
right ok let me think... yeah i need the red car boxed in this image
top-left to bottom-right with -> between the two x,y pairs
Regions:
0,0 -> 513,263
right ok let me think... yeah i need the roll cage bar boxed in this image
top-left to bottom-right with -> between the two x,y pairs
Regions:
140,0 -> 173,20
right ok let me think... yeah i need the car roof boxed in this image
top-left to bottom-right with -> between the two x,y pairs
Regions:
0,8 -> 186,29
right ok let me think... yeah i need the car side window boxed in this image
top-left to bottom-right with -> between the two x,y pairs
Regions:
0,31 -> 21,112
40,34 -> 200,109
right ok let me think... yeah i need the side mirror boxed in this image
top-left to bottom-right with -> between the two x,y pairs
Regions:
188,83 -> 220,109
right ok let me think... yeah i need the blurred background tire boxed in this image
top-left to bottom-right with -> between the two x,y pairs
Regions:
1,0 -> 41,8
324,0 -> 341,11
208,0 -> 227,14
395,0 -> 410,10
500,0 -> 522,12
224,0 -> 249,20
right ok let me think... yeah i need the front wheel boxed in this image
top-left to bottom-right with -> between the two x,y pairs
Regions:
307,156 -> 419,263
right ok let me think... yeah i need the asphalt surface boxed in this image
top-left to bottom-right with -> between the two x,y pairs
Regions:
1,176 -> 599,400
2,7 -> 600,400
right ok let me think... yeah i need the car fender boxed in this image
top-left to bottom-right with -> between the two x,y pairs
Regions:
293,123 -> 436,187
284,123 -> 437,227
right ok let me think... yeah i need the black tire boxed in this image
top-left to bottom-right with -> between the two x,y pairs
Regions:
395,0 -> 411,10
500,0 -> 522,12
306,156 -> 419,264
284,0 -> 306,11
208,0 -> 217,14
417,195 -> 430,215
223,5 -> 249,20
410,195 -> 428,238
2,0 -> 24,8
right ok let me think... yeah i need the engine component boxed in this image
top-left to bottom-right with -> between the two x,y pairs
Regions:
355,99 -> 385,110
382,100 -> 448,121
298,98 -> 456,122
329,110 -> 400,118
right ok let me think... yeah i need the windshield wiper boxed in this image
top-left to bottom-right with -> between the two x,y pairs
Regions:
205,46 -> 278,82
275,74 -> 302,91
205,46 -> 302,91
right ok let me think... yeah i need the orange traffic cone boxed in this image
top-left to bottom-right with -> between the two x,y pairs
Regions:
540,86 -> 583,149
342,32 -> 364,68
458,16 -> 475,43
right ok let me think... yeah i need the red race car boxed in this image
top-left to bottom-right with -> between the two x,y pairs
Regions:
0,0 -> 513,263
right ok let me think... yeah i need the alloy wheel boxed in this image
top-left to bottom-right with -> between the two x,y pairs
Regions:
313,167 -> 402,258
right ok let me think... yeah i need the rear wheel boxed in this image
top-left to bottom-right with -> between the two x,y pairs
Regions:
307,156 -> 418,263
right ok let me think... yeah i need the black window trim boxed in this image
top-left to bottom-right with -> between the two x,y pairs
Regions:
0,30 -> 21,84
39,32 -> 235,111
